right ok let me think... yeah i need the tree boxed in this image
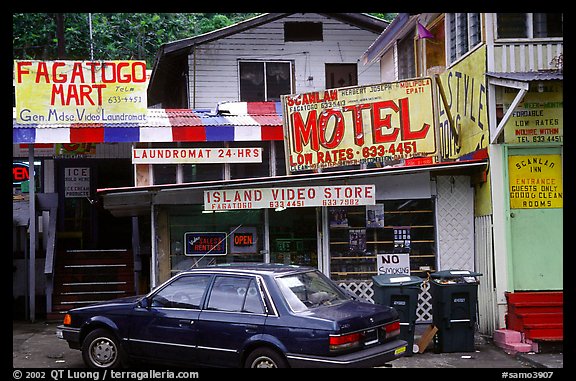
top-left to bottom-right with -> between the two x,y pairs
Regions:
13,13 -> 261,66
13,13 -> 392,66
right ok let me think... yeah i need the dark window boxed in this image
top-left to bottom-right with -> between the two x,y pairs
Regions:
182,163 -> 223,182
181,143 -> 224,183
397,35 -> 416,79
284,22 -> 323,41
229,141 -> 270,180
239,61 -> 292,102
497,13 -> 563,39
325,63 -> 358,89
497,13 -> 528,38
533,13 -> 563,38
151,275 -> 211,309
152,143 -> 178,185
154,164 -> 177,184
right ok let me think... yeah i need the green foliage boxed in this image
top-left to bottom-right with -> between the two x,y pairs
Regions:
13,13 -> 394,66
369,13 -> 398,22
13,13 -> 261,66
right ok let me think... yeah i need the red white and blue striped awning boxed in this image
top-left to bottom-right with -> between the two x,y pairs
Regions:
13,102 -> 284,144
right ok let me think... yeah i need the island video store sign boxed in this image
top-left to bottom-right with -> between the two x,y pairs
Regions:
281,79 -> 436,173
14,60 -> 148,124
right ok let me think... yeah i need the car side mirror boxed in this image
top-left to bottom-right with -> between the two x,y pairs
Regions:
138,297 -> 150,309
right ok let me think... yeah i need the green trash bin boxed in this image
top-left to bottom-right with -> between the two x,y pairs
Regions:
429,270 -> 482,353
372,274 -> 423,356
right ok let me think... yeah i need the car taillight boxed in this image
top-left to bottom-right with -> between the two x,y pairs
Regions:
63,313 -> 72,326
384,320 -> 400,338
329,332 -> 361,352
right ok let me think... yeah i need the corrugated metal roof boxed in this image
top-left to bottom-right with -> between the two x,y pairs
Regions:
486,71 -> 563,82
13,102 -> 284,144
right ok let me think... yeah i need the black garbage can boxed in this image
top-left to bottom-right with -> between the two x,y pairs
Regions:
372,274 -> 423,356
429,270 -> 482,353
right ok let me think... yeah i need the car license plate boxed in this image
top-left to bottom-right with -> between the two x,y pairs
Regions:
56,330 -> 63,339
395,346 -> 407,355
364,328 -> 379,346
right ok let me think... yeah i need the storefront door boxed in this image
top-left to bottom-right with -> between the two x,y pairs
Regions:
269,207 -> 319,268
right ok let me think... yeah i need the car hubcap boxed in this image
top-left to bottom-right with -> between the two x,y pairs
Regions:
252,356 -> 277,368
89,338 -> 116,367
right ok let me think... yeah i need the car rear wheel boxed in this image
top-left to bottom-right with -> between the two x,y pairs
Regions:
245,347 -> 288,368
82,328 -> 124,368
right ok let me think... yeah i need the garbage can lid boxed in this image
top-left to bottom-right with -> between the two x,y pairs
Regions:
430,269 -> 483,278
372,274 -> 423,286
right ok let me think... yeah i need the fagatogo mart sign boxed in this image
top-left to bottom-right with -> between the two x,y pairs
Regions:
14,60 -> 148,124
204,185 -> 375,211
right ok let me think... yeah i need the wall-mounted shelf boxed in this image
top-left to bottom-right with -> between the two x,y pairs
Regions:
329,200 -> 436,282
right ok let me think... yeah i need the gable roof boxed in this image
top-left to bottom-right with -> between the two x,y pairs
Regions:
148,13 -> 388,104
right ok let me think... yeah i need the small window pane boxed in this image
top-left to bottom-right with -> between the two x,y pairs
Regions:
533,13 -> 563,38
497,13 -> 528,38
273,141 -> 287,176
154,164 -> 177,185
266,62 -> 291,101
243,279 -> 265,313
325,63 -> 358,89
182,164 -> 223,182
449,13 -> 457,63
151,275 -> 211,309
456,14 -> 469,57
469,13 -> 481,46
397,35 -> 415,79
207,276 -> 252,312
229,142 -> 270,179
240,62 -> 265,101
284,22 -> 323,41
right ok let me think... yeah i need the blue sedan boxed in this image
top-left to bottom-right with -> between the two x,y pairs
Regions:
58,263 -> 407,368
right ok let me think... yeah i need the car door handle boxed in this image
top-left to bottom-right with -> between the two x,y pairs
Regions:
178,320 -> 194,327
245,324 -> 258,333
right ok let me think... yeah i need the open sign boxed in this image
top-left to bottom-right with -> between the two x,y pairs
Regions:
234,233 -> 254,247
13,162 -> 30,185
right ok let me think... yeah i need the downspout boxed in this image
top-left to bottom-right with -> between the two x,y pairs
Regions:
192,45 -> 196,109
150,202 -> 157,289
28,146 -> 36,322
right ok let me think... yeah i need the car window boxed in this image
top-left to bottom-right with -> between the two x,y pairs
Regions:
242,279 -> 265,314
207,276 -> 264,314
151,275 -> 211,309
276,270 -> 352,312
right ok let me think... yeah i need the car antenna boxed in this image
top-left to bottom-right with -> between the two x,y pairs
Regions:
190,224 -> 243,268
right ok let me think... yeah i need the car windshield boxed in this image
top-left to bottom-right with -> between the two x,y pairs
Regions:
276,270 -> 352,312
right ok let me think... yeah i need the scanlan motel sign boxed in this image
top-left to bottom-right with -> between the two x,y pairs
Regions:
282,78 -> 436,173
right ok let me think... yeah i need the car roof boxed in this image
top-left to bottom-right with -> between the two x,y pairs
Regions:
183,262 -> 313,277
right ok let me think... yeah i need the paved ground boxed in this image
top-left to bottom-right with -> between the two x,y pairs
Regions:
13,320 -> 563,371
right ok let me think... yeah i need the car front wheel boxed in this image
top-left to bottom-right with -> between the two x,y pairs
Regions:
82,328 -> 124,368
245,347 -> 288,368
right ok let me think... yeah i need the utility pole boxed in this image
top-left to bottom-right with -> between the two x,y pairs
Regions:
55,13 -> 66,58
